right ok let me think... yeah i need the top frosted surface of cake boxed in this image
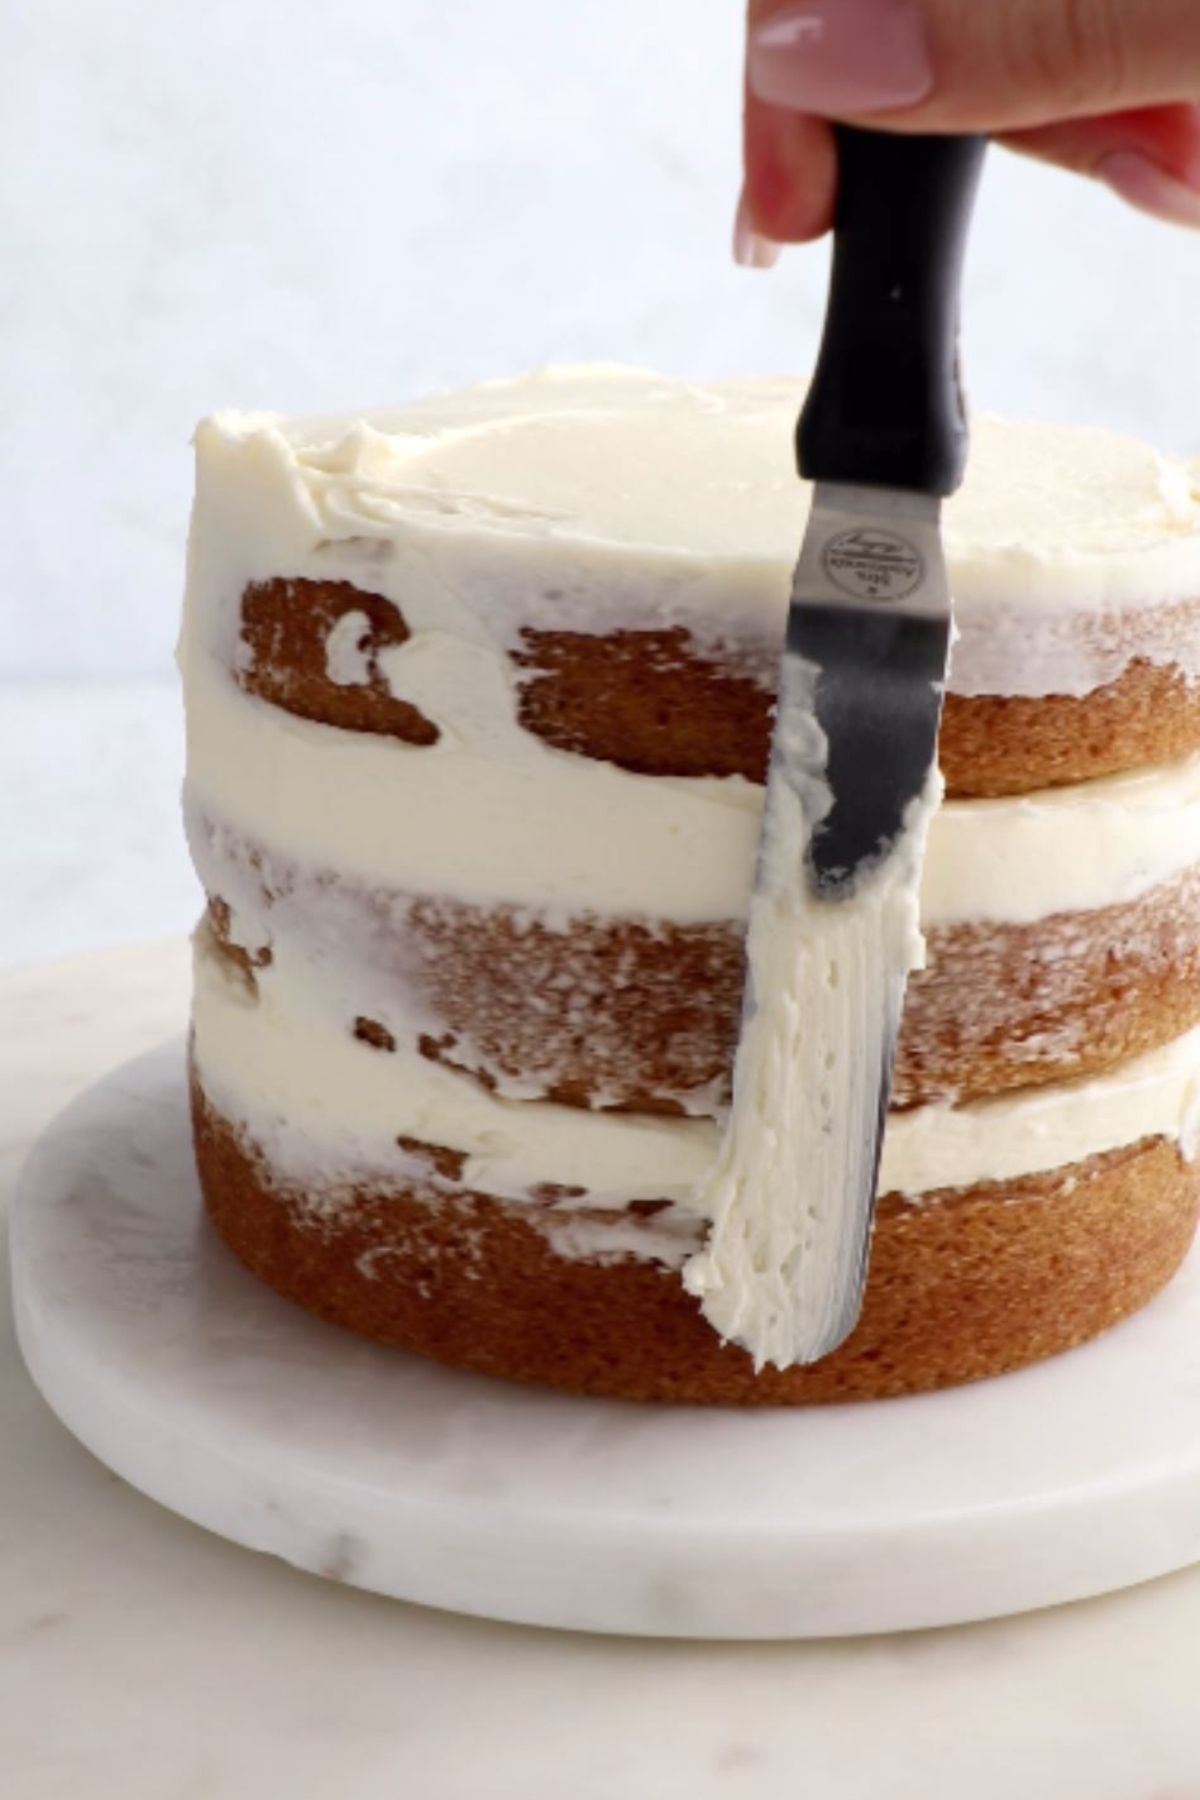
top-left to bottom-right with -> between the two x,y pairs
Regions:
205,364 -> 1200,610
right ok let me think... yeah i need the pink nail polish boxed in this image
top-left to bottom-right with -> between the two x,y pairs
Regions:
1097,151 -> 1200,231
748,0 -> 933,117
733,191 -> 782,270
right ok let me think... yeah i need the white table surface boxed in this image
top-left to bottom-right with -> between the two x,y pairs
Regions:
5,940 -> 1200,1799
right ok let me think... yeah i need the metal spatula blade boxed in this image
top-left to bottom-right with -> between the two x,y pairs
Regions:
788,482 -> 949,900
772,482 -> 951,1357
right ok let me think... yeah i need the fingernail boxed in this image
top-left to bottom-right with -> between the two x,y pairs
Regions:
748,0 -> 933,116
733,190 -> 782,269
1097,150 -> 1200,230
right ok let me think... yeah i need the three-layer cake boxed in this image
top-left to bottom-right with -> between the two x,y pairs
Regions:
182,367 -> 1200,1402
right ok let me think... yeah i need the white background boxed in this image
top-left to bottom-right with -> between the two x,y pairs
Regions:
4,0 -> 1200,962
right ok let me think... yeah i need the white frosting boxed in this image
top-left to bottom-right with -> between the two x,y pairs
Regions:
192,936 -> 715,1207
944,419 -> 1200,697
186,656 -> 764,925
245,367 -> 1200,607
183,367 -> 1200,709
324,611 -> 374,686
920,750 -> 1200,927
186,654 -> 1200,929
192,936 -> 1200,1219
538,1210 -> 702,1271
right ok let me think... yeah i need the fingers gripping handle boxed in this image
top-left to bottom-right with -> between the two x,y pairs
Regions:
797,127 -> 986,498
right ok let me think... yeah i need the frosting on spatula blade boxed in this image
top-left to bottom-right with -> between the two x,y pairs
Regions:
685,487 -> 950,1368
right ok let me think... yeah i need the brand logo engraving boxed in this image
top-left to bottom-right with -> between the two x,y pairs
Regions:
822,528 -> 924,601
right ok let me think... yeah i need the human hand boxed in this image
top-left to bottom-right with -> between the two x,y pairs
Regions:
737,0 -> 1200,265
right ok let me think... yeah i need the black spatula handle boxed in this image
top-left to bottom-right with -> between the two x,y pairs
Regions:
797,127 -> 986,498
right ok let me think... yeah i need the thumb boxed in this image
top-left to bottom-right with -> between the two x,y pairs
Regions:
747,0 -> 1200,134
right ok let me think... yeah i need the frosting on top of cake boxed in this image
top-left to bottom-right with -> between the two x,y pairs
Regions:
190,367 -> 1200,702
219,364 -> 1200,610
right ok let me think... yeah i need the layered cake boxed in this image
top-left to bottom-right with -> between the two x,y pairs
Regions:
182,367 -> 1200,1403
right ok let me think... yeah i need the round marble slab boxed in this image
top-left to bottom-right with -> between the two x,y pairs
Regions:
13,1039 -> 1200,1642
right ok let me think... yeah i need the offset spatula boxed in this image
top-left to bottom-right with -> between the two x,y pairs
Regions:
687,128 -> 985,1368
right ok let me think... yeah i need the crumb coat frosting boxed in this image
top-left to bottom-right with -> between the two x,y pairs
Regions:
192,934 -> 1200,1222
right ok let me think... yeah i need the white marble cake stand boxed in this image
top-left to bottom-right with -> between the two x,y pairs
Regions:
12,1036 -> 1200,1643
